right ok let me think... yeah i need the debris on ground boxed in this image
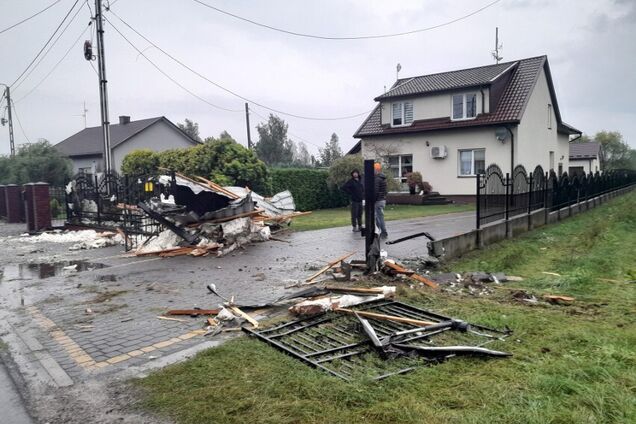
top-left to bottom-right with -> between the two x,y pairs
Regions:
382,260 -> 438,288
542,294 -> 575,304
244,299 -> 512,381
289,286 -> 396,316
18,229 -> 124,250
304,252 -> 356,284
131,173 -> 310,257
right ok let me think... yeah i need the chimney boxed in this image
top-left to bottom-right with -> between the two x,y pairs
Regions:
119,115 -> 131,125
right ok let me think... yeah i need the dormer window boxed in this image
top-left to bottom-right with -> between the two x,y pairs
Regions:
451,93 -> 477,120
391,101 -> 413,127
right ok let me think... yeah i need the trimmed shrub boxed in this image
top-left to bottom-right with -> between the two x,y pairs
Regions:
121,149 -> 159,175
327,154 -> 364,188
269,168 -> 348,211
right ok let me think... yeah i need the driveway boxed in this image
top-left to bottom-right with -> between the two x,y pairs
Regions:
0,210 -> 474,422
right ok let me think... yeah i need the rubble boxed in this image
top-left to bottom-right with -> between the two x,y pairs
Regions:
289,286 -> 396,316
19,229 -> 124,250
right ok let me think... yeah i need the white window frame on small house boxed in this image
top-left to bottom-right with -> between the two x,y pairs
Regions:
387,154 -> 413,187
457,149 -> 485,177
451,93 -> 478,121
391,101 -> 413,127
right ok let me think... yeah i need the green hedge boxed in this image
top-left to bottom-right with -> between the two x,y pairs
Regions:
269,168 -> 348,211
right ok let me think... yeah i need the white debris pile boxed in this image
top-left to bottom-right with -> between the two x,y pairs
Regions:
289,286 -> 397,316
136,229 -> 182,254
20,230 -> 124,250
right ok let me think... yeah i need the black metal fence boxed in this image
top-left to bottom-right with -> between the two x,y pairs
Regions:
477,164 -> 636,228
65,171 -> 172,248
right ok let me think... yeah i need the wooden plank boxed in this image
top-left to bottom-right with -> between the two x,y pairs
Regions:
207,208 -> 264,224
383,261 -> 438,289
335,308 -> 436,327
194,176 -> 241,199
157,316 -> 187,323
305,252 -> 356,283
166,309 -> 221,316
134,246 -> 184,257
229,306 -> 259,328
542,294 -> 575,303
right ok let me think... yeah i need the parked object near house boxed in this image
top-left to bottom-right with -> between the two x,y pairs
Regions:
55,116 -> 200,174
351,55 -> 581,198
569,141 -> 600,176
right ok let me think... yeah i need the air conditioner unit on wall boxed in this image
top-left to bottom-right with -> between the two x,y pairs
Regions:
430,145 -> 448,159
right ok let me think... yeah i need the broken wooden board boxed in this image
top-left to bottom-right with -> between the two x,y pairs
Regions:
542,295 -> 575,304
383,261 -> 438,289
305,252 -> 356,283
229,306 -> 259,328
166,309 -> 221,316
334,308 -> 436,327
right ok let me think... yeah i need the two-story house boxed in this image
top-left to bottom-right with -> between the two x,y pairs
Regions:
351,55 -> 581,198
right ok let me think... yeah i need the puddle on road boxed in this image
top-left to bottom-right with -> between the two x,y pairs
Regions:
0,260 -> 109,281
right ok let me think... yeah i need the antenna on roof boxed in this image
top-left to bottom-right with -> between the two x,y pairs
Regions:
492,27 -> 503,64
73,101 -> 89,128
396,63 -> 402,81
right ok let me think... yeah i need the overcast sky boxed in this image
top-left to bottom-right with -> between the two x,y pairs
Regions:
1,0 -> 635,157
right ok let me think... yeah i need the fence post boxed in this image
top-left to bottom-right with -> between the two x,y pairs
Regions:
527,173 -> 533,230
544,172 -> 549,223
475,173 -> 481,230
505,173 -> 511,238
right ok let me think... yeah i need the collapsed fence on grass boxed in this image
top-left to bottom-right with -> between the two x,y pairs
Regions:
428,164 -> 636,260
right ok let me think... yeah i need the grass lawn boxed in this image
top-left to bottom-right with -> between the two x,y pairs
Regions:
290,203 -> 474,231
137,192 -> 636,424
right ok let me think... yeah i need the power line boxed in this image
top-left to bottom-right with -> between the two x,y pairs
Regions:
190,0 -> 502,40
106,11 -> 371,121
15,24 -> 92,104
12,2 -> 88,92
10,0 -> 82,87
0,0 -> 63,35
249,106 -> 324,152
11,100 -> 30,143
105,18 -> 242,113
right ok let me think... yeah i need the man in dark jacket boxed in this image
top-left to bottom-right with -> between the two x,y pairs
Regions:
341,169 -> 364,231
374,162 -> 388,238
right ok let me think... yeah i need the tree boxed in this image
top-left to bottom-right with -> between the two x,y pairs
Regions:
318,133 -> 343,167
0,140 -> 72,186
255,114 -> 294,165
120,149 -> 159,175
293,141 -> 313,167
177,118 -> 202,142
593,131 -> 631,170
327,154 -> 364,188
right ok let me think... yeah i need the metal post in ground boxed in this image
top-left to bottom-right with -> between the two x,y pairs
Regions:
363,159 -> 375,269
475,173 -> 481,230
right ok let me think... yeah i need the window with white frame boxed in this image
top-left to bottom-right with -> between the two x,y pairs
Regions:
458,149 -> 485,176
391,101 -> 413,127
451,93 -> 477,120
387,154 -> 413,187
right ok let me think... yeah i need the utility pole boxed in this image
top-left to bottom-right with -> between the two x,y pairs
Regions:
0,84 -> 15,157
94,0 -> 112,173
81,101 -> 88,128
244,102 -> 252,149
492,27 -> 503,64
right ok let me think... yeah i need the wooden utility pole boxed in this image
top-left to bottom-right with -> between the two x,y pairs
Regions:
2,85 -> 16,157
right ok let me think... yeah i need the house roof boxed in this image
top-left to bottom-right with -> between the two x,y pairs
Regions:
375,61 -> 517,101
569,141 -> 600,160
354,56 -> 582,138
55,116 -> 199,157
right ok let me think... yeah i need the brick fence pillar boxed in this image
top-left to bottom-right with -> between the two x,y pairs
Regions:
0,185 -> 6,217
5,184 -> 23,223
24,183 -> 51,232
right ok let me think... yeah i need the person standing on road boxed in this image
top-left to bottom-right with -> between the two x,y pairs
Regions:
374,162 -> 388,238
341,169 -> 364,232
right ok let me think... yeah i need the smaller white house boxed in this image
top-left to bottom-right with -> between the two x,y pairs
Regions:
55,115 -> 200,174
351,55 -> 581,198
569,142 -> 600,175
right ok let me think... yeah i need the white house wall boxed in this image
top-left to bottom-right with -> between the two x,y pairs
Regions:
569,158 -> 599,173
380,88 -> 490,125
361,126 -> 511,195
111,121 -> 195,172
71,155 -> 102,174
516,67 -> 570,173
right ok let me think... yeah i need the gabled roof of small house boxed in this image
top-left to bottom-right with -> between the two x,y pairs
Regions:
354,56 -> 581,138
569,141 -> 600,160
55,116 -> 199,157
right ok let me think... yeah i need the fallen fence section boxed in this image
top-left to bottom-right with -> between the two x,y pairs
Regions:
244,300 -> 510,381
429,183 -> 636,260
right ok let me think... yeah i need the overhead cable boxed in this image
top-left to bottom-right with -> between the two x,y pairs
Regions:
190,0 -> 502,40
106,11 -> 370,121
10,0 -> 82,87
0,0 -> 63,35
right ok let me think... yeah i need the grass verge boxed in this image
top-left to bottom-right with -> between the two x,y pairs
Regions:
136,192 -> 636,424
289,203 -> 474,231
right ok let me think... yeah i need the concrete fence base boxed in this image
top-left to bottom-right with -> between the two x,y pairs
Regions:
428,185 -> 635,260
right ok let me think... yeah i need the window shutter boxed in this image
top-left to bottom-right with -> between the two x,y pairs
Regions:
404,102 -> 413,123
